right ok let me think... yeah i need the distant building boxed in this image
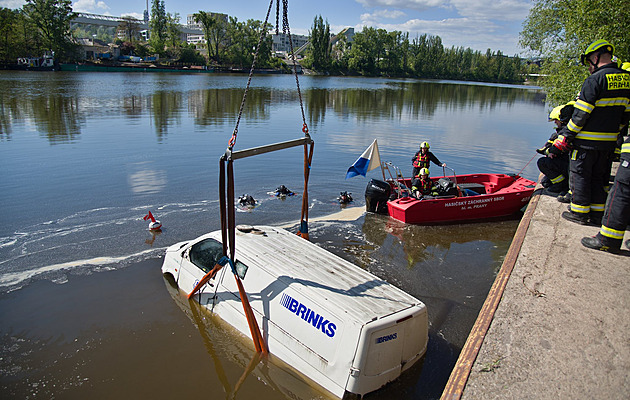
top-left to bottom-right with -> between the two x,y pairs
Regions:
331,27 -> 354,47
75,37 -> 119,60
271,33 -> 309,53
186,13 -> 227,47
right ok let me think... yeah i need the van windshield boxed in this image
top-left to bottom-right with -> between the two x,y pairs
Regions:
189,238 -> 223,272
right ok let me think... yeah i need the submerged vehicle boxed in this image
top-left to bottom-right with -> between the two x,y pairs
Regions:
365,171 -> 536,224
161,225 -> 428,398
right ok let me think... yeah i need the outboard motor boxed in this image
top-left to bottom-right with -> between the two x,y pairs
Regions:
365,179 -> 391,214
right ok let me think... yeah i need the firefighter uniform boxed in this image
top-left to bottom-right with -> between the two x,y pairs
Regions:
582,137 -> 630,252
412,142 -> 443,177
558,56 -> 630,223
411,168 -> 434,198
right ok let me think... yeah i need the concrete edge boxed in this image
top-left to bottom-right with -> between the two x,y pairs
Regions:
439,185 -> 543,400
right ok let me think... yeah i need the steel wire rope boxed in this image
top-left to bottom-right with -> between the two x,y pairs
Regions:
228,0 -> 275,150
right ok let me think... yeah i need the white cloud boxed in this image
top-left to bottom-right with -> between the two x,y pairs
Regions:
72,0 -> 109,13
356,16 -> 522,54
352,0 -> 530,54
360,9 -> 406,24
357,0 -> 444,11
449,0 -> 531,21
0,0 -> 26,9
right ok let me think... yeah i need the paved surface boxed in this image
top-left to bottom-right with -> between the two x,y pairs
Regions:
454,180 -> 630,399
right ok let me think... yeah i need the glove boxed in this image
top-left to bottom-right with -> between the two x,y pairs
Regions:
536,141 -> 553,155
441,163 -> 447,167
550,135 -> 570,154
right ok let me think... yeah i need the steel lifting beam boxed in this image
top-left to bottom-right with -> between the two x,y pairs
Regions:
226,136 -> 313,160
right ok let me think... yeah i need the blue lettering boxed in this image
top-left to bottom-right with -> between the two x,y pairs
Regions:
297,304 -> 307,319
307,310 -> 321,328
326,323 -> 336,337
375,333 -> 398,344
280,293 -> 336,338
289,299 -> 298,313
317,318 -> 329,334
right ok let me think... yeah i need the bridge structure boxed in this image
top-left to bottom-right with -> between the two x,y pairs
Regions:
72,12 -> 203,35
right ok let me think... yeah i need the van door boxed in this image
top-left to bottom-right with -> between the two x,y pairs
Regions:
177,237 -> 224,304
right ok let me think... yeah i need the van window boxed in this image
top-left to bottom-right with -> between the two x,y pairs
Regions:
189,238 -> 223,272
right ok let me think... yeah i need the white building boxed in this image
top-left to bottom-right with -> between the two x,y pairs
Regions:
271,33 -> 309,53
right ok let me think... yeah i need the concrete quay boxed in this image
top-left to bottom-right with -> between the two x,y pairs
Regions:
441,174 -> 630,399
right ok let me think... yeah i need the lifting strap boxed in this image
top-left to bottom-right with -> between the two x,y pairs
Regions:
201,0 -> 311,354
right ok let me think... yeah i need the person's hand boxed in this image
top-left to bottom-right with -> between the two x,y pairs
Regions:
552,135 -> 570,152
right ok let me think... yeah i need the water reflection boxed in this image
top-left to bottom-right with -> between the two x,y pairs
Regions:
150,91 -> 183,138
127,163 -> 167,194
0,73 -> 544,144
189,88 -> 273,127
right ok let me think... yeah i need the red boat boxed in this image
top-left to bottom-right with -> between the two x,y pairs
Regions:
365,173 -> 536,224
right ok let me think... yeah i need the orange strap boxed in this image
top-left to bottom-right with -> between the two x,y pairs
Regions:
187,262 -> 225,299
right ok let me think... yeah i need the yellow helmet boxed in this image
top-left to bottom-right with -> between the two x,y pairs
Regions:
548,105 -> 563,121
581,39 -> 614,66
419,168 -> 429,176
420,141 -> 430,149
622,62 -> 630,72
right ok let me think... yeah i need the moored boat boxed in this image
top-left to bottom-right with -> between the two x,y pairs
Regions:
365,172 -> 536,224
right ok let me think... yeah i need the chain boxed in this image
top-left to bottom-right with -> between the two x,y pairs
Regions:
229,0 -> 310,150
275,0 -> 280,35
282,0 -> 309,136
229,0 -> 275,150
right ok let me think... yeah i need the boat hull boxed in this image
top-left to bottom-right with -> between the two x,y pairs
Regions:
386,173 -> 536,224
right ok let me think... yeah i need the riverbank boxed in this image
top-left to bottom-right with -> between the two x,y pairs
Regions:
442,167 -> 630,399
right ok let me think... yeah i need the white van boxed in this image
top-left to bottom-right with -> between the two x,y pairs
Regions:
161,225 -> 428,398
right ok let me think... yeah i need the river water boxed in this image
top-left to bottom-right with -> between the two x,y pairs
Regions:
0,71 -> 547,399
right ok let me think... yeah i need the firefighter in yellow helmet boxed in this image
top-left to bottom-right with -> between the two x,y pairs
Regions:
549,40 -> 630,226
411,141 -> 446,177
411,168 -> 435,198
536,102 -> 574,194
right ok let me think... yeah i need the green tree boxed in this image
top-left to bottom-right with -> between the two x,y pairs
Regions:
175,45 -> 206,65
0,8 -> 21,63
520,0 -> 630,105
331,33 -> 350,71
165,12 -> 182,49
307,15 -> 331,71
149,0 -> 167,53
224,18 -> 273,69
22,0 -> 76,59
193,11 -> 228,64
347,27 -> 383,75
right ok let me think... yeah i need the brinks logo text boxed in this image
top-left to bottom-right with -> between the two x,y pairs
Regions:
280,293 -> 337,338
375,333 -> 397,344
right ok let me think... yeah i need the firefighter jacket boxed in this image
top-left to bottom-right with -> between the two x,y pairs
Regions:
412,150 -> 442,169
621,134 -> 630,164
560,63 -> 630,150
411,177 -> 433,195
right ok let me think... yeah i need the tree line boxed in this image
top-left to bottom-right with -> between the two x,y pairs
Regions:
1,1 -> 527,84
520,0 -> 629,106
303,16 -> 528,83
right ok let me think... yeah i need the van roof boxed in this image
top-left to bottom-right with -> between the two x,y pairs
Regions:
208,225 -> 422,325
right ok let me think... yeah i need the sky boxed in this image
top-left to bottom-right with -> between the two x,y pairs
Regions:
1,0 -> 534,55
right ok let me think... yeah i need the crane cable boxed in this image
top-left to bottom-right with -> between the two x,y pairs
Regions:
210,0 -> 313,353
